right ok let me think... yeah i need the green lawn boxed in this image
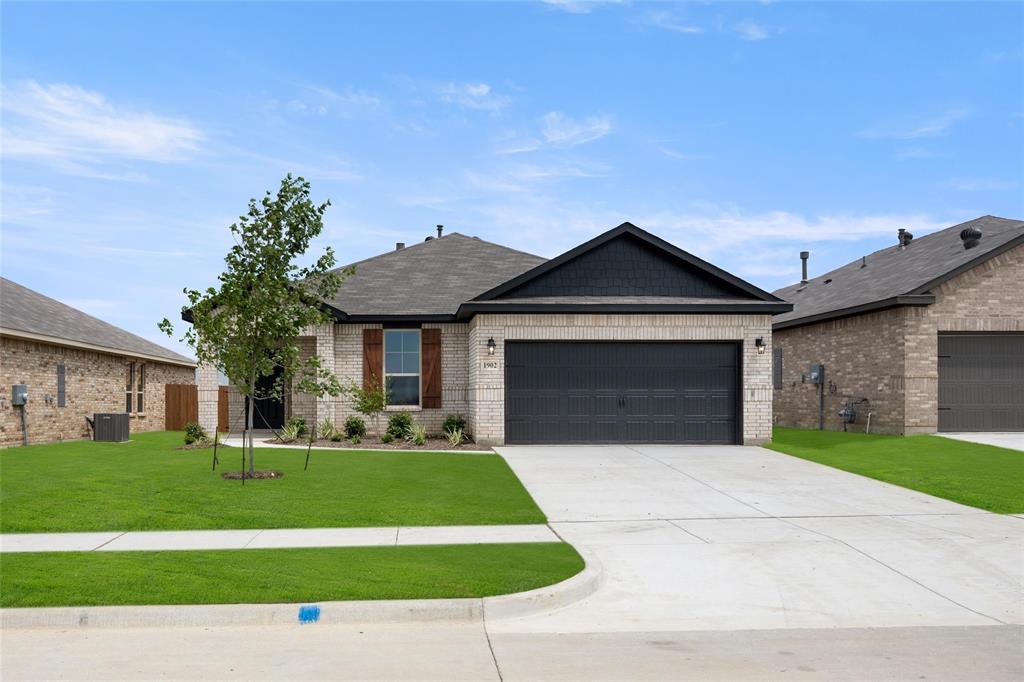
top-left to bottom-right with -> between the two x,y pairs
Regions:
0,431 -> 546,532
0,543 -> 584,607
767,427 -> 1024,513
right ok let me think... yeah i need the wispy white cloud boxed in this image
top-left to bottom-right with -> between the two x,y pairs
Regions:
541,0 -> 623,14
658,146 -> 710,161
734,20 -> 770,41
1,81 -> 203,174
465,161 -> 607,193
437,82 -> 510,111
858,107 -> 969,140
541,111 -> 612,146
945,178 -> 1019,191
647,10 -> 703,34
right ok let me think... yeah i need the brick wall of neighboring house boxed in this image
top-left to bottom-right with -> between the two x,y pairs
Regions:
773,243 -> 1024,435
467,313 -> 775,446
0,336 -> 195,447
772,308 -> 909,434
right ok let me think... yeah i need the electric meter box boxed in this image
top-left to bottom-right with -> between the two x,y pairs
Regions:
807,364 -> 824,385
11,384 -> 28,406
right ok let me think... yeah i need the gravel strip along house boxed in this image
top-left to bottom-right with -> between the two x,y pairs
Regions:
0,278 -> 196,446
772,215 -> 1024,435
197,222 -> 792,446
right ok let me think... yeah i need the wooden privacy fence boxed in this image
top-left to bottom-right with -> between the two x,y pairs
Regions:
165,384 -> 198,431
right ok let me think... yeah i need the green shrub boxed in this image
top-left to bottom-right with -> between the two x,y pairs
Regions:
446,427 -> 465,447
344,415 -> 367,438
380,432 -> 394,444
443,414 -> 466,435
277,421 -> 302,442
286,417 -> 308,437
386,411 -> 413,439
330,432 -> 343,442
407,423 -> 427,446
184,422 -> 208,445
317,418 -> 337,441
350,434 -> 361,445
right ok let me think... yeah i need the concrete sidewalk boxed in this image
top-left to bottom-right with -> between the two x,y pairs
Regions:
0,524 -> 558,553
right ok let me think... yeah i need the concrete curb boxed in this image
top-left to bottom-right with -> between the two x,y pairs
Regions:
0,548 -> 602,630
484,545 -> 603,621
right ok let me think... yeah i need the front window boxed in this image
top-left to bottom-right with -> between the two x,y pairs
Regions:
125,363 -> 134,413
384,329 -> 420,406
136,364 -> 145,413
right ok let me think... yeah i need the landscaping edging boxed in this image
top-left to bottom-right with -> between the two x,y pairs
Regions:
0,547 -> 601,629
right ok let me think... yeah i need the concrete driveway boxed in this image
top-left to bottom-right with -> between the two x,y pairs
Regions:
493,444 -> 1023,634
939,432 -> 1024,451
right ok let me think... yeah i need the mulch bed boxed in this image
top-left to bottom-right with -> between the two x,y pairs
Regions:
262,436 -> 492,452
221,470 -> 284,480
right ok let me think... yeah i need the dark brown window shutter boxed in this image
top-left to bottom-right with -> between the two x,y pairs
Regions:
363,328 -> 383,391
421,328 -> 442,409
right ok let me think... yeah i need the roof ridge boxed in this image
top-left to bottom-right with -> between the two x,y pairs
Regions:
0,277 -> 194,363
775,215 -> 1024,293
331,231 -> 543,273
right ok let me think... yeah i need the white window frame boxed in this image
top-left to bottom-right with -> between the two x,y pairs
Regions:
136,363 -> 146,413
384,329 -> 422,407
125,362 -> 135,413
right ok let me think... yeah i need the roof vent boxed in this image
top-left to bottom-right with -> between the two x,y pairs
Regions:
897,228 -> 914,249
436,224 -> 444,238
395,242 -> 405,251
799,251 -> 809,284
860,256 -> 867,268
424,236 -> 434,241
960,226 -> 983,249
823,278 -> 833,286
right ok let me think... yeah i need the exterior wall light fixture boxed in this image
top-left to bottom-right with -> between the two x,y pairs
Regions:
755,336 -> 767,354
487,337 -> 496,356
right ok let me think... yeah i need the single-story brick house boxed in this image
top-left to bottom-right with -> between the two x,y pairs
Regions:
198,222 -> 792,445
0,278 -> 196,446
772,215 -> 1024,435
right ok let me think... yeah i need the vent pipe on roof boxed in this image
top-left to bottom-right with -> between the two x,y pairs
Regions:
960,226 -> 983,249
396,242 -> 405,251
436,224 -> 444,238
800,251 -> 809,284
897,228 -> 914,249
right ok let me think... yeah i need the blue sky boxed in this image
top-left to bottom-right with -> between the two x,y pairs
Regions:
2,1 -> 1022,359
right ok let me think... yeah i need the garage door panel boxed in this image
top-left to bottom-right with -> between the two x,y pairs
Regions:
505,341 -> 739,444
938,334 -> 1024,432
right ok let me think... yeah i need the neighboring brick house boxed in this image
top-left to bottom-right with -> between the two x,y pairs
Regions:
197,222 -> 792,445
0,278 -> 196,447
772,215 -> 1024,435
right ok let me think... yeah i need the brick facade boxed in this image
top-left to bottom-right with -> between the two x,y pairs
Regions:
1,336 -> 195,447
201,313 -> 774,445
773,244 -> 1024,434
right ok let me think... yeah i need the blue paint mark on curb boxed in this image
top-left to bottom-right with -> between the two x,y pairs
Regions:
298,605 -> 321,624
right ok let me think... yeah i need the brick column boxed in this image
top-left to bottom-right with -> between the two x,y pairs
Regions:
314,324 -> 336,427
196,362 -> 219,435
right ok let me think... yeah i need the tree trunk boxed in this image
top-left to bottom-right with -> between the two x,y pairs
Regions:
247,370 -> 256,475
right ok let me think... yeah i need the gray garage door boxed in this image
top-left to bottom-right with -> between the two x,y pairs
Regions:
505,341 -> 740,445
938,334 -> 1024,432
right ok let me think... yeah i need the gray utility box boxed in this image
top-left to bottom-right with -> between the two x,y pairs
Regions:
93,413 -> 130,442
12,384 -> 28,406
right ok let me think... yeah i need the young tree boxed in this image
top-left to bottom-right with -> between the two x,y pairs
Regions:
342,379 -> 388,439
160,174 -> 350,476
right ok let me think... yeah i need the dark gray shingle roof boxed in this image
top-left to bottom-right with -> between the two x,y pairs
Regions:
326,233 -> 547,316
0,278 -> 195,365
773,215 -> 1024,329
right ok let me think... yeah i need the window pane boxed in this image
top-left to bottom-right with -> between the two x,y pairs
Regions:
138,365 -> 145,390
402,350 -> 420,373
402,331 -> 419,352
137,392 -> 144,413
126,393 -> 133,413
386,376 -> 419,405
126,363 -> 133,392
384,331 -> 403,352
385,352 -> 403,374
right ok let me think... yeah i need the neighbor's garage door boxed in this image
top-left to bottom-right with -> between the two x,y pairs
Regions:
505,342 -> 740,445
938,334 -> 1024,432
